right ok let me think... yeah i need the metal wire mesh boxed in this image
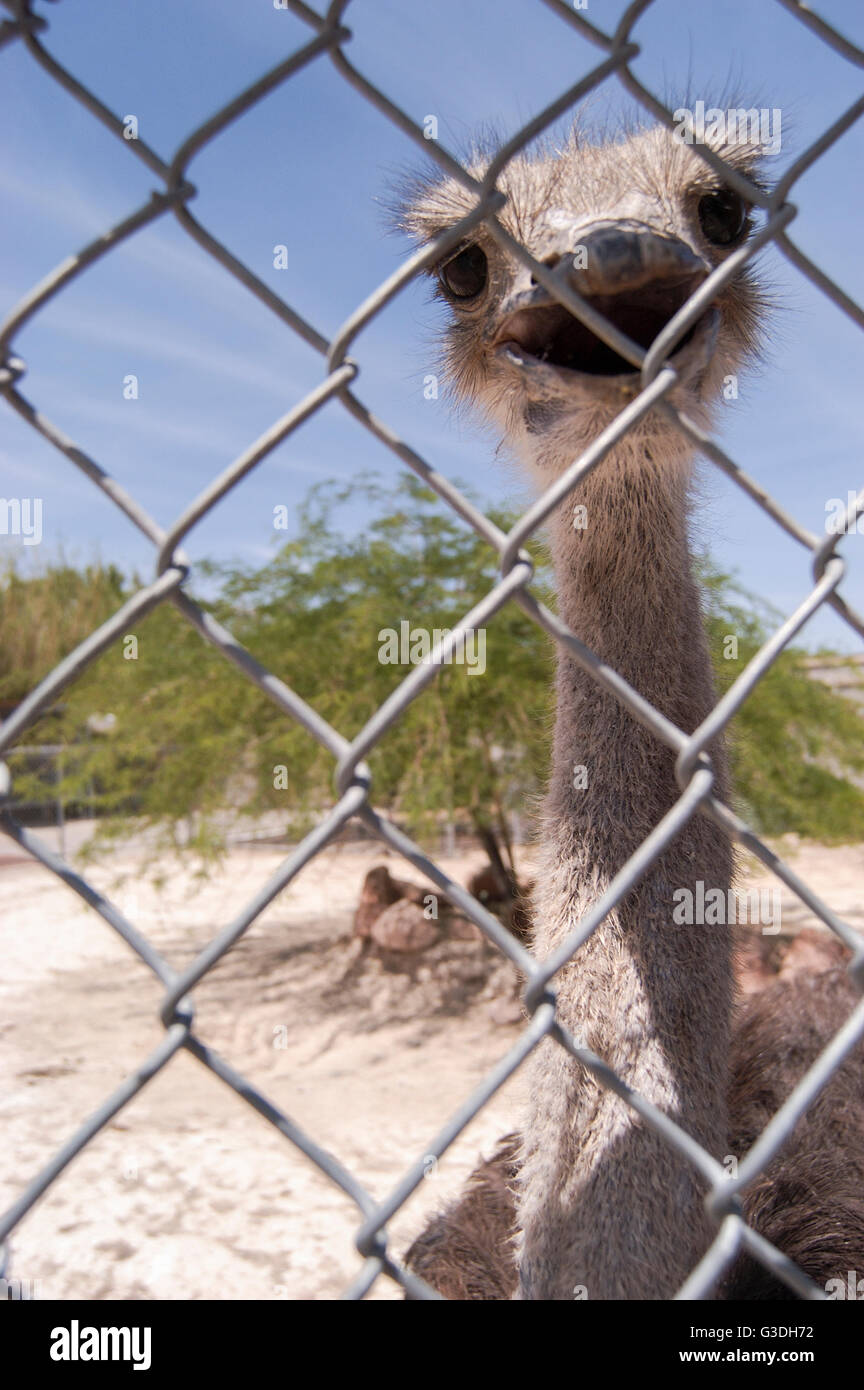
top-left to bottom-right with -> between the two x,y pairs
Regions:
2,0 -> 864,1302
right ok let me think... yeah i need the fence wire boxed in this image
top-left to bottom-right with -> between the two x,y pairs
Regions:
1,0 -> 864,1302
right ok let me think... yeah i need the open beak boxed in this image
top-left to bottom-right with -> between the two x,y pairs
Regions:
493,225 -> 714,379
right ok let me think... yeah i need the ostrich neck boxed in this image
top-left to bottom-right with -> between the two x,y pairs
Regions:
547,463 -> 729,817
516,457 -> 734,1301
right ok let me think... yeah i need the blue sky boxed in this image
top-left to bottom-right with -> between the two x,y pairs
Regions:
1,0 -> 862,650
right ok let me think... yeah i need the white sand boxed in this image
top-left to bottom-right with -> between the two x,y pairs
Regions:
1,828 -> 862,1301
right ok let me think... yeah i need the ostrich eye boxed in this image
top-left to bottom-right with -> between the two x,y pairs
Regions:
697,188 -> 748,247
438,243 -> 488,299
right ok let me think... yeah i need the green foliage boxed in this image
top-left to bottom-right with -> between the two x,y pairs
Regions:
3,477 -> 552,863
701,562 -> 864,841
3,480 -> 863,863
202,474 -> 554,860
0,557 -> 125,704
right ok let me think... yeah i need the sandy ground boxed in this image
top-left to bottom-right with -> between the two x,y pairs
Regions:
1,826 -> 863,1301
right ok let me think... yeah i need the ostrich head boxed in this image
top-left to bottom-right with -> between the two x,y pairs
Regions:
400,120 -> 770,478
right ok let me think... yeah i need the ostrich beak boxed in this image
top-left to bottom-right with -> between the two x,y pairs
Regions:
493,223 -> 716,380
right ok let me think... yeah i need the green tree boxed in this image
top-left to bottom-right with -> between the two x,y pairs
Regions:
3,479 -> 863,862
702,563 -> 864,840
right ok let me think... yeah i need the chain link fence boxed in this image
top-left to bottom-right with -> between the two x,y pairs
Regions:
1,0 -> 863,1301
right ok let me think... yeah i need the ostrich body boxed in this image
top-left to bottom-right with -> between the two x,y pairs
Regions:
399,119 -> 864,1300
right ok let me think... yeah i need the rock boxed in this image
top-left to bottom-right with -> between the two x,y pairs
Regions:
734,928 -> 781,995
733,925 -> 851,995
780,927 -> 850,978
370,900 -> 438,953
395,879 -> 453,916
391,876 -> 428,906
353,865 -> 402,939
488,996 -> 524,1026
447,913 -> 483,942
353,865 -> 444,938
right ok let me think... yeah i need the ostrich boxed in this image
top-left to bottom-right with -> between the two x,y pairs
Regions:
396,116 -> 864,1300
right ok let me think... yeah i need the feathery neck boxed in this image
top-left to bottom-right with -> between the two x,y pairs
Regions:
514,447 -> 735,1300
543,456 -> 729,833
